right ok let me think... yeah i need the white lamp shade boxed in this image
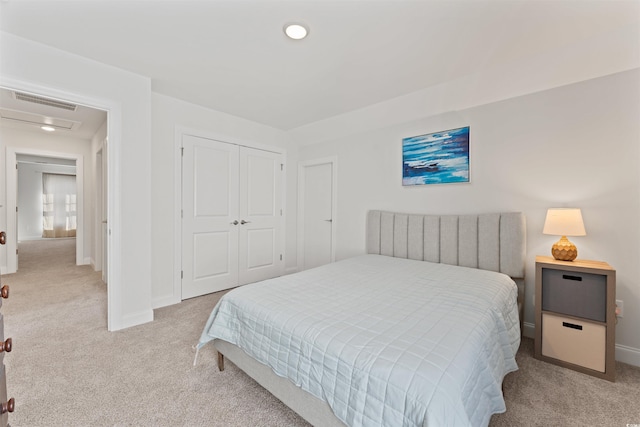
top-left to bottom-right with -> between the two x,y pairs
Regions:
543,208 -> 586,236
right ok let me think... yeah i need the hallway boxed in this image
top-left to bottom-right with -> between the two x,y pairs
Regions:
3,238 -> 105,319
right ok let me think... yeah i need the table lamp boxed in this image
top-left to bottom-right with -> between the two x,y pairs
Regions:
543,208 -> 586,261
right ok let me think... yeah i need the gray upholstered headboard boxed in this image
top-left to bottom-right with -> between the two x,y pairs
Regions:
366,211 -> 526,279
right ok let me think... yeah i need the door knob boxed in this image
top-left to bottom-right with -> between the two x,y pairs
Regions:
240,220 -> 251,225
230,220 -> 239,225
0,398 -> 14,415
0,231 -> 5,245
0,338 -> 11,353
1,285 -> 8,299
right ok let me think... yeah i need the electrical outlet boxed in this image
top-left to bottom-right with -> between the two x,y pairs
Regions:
616,299 -> 624,318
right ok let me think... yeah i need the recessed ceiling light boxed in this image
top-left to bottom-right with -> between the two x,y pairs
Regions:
41,126 -> 55,132
284,23 -> 308,40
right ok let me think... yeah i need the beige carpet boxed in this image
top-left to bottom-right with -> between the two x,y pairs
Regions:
3,239 -> 639,426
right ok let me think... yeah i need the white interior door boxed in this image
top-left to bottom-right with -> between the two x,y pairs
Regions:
238,147 -> 284,284
182,135 -> 239,299
299,160 -> 335,270
100,139 -> 108,284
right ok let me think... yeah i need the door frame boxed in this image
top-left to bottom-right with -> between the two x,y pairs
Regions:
168,126 -> 287,308
94,137 -> 108,283
6,147 -> 84,267
297,157 -> 337,271
0,77 -> 121,331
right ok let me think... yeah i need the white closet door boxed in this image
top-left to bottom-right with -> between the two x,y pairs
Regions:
182,135 -> 239,299
238,146 -> 283,285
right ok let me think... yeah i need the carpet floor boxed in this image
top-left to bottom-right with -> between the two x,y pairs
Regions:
2,239 -> 639,426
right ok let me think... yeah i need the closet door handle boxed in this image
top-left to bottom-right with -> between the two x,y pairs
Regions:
230,220 -> 239,225
0,338 -> 11,353
0,231 -> 5,245
1,285 -> 8,299
240,220 -> 251,225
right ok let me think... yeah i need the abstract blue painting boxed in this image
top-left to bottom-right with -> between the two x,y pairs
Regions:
402,126 -> 470,186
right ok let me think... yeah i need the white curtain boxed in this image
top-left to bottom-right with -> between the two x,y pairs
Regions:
42,173 -> 77,238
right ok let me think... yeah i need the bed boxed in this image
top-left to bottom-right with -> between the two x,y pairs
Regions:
197,210 -> 526,427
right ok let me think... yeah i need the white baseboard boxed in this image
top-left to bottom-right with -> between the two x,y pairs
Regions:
152,294 -> 180,309
616,344 -> 640,367
18,235 -> 45,241
284,267 -> 298,275
0,266 -> 7,275
89,258 -> 104,272
112,309 -> 154,331
523,321 -> 640,367
18,236 -> 77,241
83,257 -> 91,265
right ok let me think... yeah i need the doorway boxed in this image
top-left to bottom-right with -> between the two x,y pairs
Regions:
297,157 -> 337,271
1,85 -> 113,327
6,148 -> 85,271
15,154 -> 78,266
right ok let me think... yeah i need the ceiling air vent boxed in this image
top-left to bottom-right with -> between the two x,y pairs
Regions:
13,91 -> 78,111
0,108 -> 80,131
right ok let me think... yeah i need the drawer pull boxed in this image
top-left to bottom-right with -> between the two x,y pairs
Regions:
0,337 -> 12,353
562,321 -> 583,331
0,397 -> 14,414
562,274 -> 582,281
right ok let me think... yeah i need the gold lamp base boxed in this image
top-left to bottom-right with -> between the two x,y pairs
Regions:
551,235 -> 578,261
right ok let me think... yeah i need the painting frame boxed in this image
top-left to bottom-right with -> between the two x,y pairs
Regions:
402,126 -> 470,186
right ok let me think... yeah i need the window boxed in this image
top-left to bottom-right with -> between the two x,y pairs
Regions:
42,173 -> 76,238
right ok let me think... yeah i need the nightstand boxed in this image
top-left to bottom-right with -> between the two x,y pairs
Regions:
534,255 -> 616,381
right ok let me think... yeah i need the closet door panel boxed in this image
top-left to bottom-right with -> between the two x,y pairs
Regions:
246,229 -> 276,269
246,153 -> 275,216
239,147 -> 283,285
182,135 -> 239,299
193,232 -> 231,278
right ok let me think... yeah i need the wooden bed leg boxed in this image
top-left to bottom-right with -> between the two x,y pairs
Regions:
218,351 -> 225,372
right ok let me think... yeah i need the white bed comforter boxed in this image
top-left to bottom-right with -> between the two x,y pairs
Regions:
198,255 -> 520,427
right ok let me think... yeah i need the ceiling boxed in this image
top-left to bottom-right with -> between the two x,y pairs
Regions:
0,0 -> 638,131
0,88 -> 107,139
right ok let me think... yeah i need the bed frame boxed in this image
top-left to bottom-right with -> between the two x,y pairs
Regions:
214,210 -> 526,427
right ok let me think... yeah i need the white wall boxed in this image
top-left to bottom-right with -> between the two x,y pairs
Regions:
297,69 -> 640,365
0,32 -> 153,331
18,161 -> 77,240
150,93 -> 298,308
290,20 -> 639,146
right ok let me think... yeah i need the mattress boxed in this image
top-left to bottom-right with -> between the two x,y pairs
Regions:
198,254 -> 520,427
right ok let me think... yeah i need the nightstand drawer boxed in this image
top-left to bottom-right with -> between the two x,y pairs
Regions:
541,268 -> 606,321
542,312 -> 605,372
